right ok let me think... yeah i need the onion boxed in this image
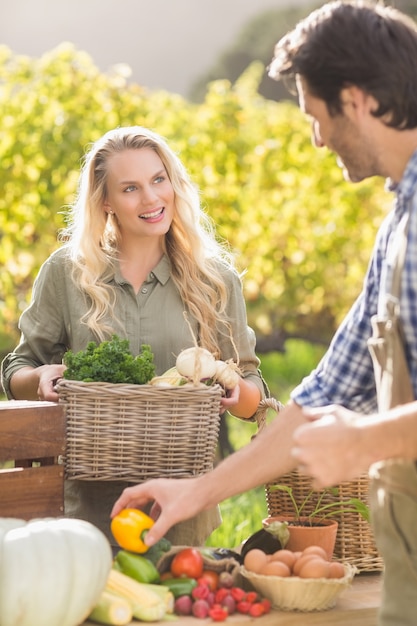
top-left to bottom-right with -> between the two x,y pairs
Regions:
214,359 -> 240,390
176,347 -> 217,381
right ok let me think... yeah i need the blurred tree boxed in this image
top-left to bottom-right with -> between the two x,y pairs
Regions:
189,4 -> 312,103
189,0 -> 417,103
0,46 -> 391,364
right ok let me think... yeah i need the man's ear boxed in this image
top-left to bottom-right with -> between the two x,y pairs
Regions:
340,85 -> 378,118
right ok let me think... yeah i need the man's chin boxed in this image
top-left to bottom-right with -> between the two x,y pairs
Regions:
339,163 -> 363,183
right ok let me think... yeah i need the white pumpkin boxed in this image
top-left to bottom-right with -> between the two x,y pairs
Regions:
0,517 -> 112,626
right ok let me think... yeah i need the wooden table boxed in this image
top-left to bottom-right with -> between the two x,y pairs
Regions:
83,572 -> 382,626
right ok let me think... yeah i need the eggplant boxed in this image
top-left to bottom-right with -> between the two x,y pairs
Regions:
240,527 -> 282,560
211,547 -> 243,562
202,547 -> 243,563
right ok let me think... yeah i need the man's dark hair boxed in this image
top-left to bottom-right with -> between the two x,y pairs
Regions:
268,0 -> 417,129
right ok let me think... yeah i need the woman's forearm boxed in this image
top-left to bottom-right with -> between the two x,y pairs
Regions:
9,367 -> 39,400
10,364 -> 65,401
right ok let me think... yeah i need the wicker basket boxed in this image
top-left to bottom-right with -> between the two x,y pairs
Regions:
56,380 -> 223,482
254,398 -> 384,573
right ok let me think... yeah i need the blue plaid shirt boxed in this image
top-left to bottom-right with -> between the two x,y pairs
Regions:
292,149 -> 417,413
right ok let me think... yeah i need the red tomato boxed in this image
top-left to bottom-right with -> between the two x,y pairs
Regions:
170,548 -> 204,579
199,569 -> 219,591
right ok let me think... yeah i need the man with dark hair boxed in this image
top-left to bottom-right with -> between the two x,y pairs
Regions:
112,3 -> 417,623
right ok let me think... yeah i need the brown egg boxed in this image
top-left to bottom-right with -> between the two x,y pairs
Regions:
328,562 -> 345,579
293,553 -> 319,577
298,557 -> 330,579
301,545 -> 329,561
270,549 -> 297,572
260,560 -> 291,577
243,549 -> 269,573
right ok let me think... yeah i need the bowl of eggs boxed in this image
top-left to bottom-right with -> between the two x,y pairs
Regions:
240,545 -> 357,612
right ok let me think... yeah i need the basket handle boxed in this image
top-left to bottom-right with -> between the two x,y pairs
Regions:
253,397 -> 284,434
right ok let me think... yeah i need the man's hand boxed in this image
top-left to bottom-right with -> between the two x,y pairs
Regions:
110,476 -> 206,546
291,405 -> 368,488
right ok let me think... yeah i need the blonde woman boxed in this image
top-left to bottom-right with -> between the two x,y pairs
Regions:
1,126 -> 267,546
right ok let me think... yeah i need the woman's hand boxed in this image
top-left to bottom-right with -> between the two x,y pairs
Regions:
10,364 -> 66,401
220,384 -> 240,412
220,378 -> 261,419
37,364 -> 66,401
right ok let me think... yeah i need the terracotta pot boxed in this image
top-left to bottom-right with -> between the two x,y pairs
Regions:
262,516 -> 338,560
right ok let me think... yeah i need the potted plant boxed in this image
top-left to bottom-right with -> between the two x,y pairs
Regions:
241,485 -> 369,561
263,485 -> 370,559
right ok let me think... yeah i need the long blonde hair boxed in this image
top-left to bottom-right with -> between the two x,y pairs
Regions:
60,126 -> 237,353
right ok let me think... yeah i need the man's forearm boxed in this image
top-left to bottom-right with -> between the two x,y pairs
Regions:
198,401 -> 305,509
360,401 -> 417,463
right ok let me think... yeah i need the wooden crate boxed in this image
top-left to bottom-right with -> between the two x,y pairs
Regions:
0,400 -> 66,519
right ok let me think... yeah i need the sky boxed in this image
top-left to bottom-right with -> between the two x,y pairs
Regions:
1,0 -> 312,96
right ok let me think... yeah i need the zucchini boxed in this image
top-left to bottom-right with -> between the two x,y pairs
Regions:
115,550 -> 160,584
160,577 -> 198,598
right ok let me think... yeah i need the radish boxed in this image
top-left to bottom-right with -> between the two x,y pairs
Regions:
174,596 -> 193,616
192,599 -> 210,619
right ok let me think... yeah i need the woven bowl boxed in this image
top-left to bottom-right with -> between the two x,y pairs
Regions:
239,563 -> 357,612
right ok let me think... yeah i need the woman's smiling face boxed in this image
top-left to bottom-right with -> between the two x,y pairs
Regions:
104,147 -> 175,239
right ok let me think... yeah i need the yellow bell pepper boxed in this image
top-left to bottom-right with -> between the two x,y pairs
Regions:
111,508 -> 154,553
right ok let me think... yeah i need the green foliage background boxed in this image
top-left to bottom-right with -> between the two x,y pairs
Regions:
0,44 -> 391,362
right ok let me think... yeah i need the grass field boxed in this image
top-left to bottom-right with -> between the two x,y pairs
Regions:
205,339 -> 326,549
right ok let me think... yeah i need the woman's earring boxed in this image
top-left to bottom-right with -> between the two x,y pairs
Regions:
108,211 -> 114,215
